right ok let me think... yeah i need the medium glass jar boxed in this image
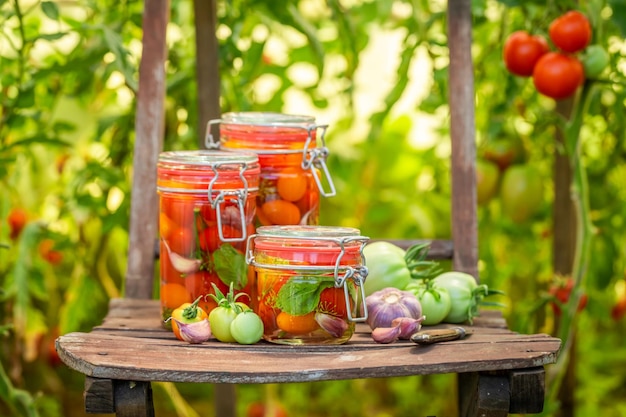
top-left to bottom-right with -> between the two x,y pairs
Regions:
246,225 -> 369,345
157,150 -> 260,325
206,112 -> 336,227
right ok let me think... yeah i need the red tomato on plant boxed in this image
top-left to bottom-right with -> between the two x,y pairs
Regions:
503,31 -> 550,77
549,277 -> 587,316
611,297 -> 626,321
532,52 -> 584,100
549,11 -> 592,53
7,208 -> 28,240
38,239 -> 63,265
247,401 -> 288,417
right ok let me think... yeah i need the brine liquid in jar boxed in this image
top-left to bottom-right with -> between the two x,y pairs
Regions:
157,150 -> 260,325
246,225 -> 369,345
206,112 -> 336,227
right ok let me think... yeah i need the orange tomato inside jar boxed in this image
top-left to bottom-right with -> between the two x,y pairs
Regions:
206,112 -> 336,227
246,225 -> 369,345
157,150 -> 260,325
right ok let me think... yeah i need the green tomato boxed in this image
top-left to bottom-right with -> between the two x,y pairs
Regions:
230,311 -> 264,345
209,306 -> 238,343
581,45 -> 609,79
500,164 -> 543,224
363,242 -> 411,296
432,272 -> 480,324
406,281 -> 452,326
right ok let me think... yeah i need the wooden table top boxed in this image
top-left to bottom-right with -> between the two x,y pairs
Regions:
56,298 -> 561,384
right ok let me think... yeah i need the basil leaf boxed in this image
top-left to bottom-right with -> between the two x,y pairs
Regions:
212,243 -> 248,290
276,276 -> 331,316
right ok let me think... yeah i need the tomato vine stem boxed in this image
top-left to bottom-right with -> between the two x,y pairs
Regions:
545,80 -> 597,404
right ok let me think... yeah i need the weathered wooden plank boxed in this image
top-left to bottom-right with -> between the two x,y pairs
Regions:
447,0 -> 478,279
193,0 -> 221,149
56,330 -> 560,384
125,0 -> 170,299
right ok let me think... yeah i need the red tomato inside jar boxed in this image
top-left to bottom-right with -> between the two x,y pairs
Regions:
157,150 -> 260,325
246,225 -> 369,345
206,112 -> 336,227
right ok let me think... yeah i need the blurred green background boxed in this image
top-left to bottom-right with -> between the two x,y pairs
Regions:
2,0 -> 626,416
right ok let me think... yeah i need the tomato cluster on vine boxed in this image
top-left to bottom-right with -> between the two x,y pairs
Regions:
503,10 -> 609,100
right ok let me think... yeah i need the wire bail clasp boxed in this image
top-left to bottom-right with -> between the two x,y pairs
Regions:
205,119 -> 222,149
302,125 -> 336,197
333,237 -> 369,323
207,162 -> 249,243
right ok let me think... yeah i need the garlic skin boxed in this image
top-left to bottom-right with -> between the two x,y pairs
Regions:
315,312 -> 348,338
174,319 -> 212,344
392,317 -> 425,339
371,325 -> 402,344
365,287 -> 423,330
371,317 -> 425,344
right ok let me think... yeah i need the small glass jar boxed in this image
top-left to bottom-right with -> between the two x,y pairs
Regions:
206,112 -> 336,227
246,225 -> 369,345
157,150 -> 260,325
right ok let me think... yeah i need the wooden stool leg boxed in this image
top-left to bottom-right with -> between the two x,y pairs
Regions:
85,377 -> 115,414
84,377 -> 155,416
508,367 -> 545,414
114,380 -> 155,417
214,384 -> 236,417
458,372 -> 510,417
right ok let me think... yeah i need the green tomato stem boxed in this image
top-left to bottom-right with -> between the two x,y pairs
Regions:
182,296 -> 203,320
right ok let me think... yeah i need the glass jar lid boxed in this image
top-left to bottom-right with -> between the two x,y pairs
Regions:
157,150 -> 260,192
255,225 -> 361,238
221,112 -> 315,127
158,149 -> 258,166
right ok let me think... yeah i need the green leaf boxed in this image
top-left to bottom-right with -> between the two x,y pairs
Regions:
212,244 -> 248,290
285,3 -> 325,76
36,32 -> 68,42
101,25 -> 138,92
41,1 -> 60,20
609,0 -> 626,37
59,274 -> 106,333
275,277 -> 329,316
12,223 -> 44,336
0,362 -> 39,417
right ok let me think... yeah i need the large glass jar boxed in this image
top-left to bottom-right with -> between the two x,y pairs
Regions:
206,112 -> 335,227
246,225 -> 369,345
157,150 -> 260,325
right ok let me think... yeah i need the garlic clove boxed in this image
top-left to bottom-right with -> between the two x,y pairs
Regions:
391,316 -> 425,340
174,319 -> 212,344
371,325 -> 402,344
315,312 -> 348,338
162,239 -> 202,274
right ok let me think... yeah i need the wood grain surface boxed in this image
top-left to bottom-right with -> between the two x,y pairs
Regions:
56,299 -> 561,385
